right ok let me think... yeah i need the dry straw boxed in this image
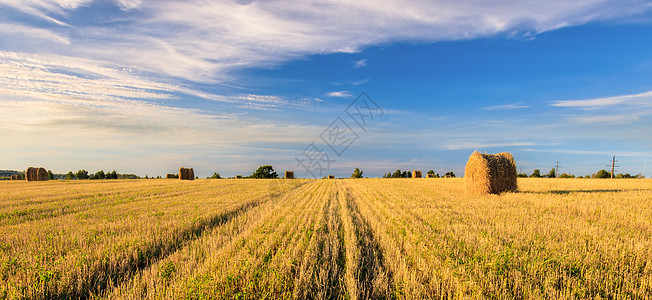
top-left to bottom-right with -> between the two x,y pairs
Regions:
236,175 -> 243,179
179,167 -> 195,181
464,151 -> 517,194
285,171 -> 294,179
166,174 -> 176,179
412,170 -> 422,178
25,167 -> 48,181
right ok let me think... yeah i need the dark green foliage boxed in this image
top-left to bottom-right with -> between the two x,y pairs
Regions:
530,169 -> 541,178
251,165 -> 278,179
65,171 -> 75,180
351,168 -> 363,179
517,173 -> 528,178
76,169 -> 89,180
445,171 -> 455,178
210,172 -> 222,179
547,168 -> 556,178
594,169 -> 611,178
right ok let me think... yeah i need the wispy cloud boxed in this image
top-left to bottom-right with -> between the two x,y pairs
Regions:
354,59 -> 367,68
552,90 -> 652,109
327,91 -> 352,98
482,102 -> 530,110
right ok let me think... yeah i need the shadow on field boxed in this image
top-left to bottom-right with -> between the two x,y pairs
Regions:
518,189 -> 645,195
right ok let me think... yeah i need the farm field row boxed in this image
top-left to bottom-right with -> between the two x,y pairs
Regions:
1,178 -> 651,299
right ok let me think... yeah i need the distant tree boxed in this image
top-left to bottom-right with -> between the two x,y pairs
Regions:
445,171 -> 456,178
90,170 -> 105,180
47,170 -> 55,180
145,175 -> 149,179
517,173 -> 528,178
351,168 -> 363,179
635,173 -> 645,179
76,169 -> 89,180
427,170 -> 435,177
530,169 -> 541,178
251,165 -> 278,179
65,171 -> 75,180
547,168 -> 556,178
559,173 -> 573,178
594,169 -> 611,178
391,170 -> 402,178
210,172 -> 222,179
401,171 -> 411,178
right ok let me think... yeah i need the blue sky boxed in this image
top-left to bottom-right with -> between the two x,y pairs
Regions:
1,0 -> 651,178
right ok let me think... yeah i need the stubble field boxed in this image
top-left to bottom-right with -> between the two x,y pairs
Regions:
1,178 -> 651,299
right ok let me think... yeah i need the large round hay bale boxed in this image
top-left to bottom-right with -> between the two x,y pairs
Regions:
412,170 -> 422,178
235,175 -> 243,179
464,151 -> 517,194
25,167 -> 37,181
179,167 -> 195,181
37,168 -> 49,181
166,174 -> 176,179
284,171 -> 294,179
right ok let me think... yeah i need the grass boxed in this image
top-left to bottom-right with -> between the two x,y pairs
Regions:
0,178 -> 650,299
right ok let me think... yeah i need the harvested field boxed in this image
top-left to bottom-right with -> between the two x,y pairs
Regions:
0,178 -> 650,299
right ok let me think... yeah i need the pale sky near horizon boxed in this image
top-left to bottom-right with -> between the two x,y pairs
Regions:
1,0 -> 651,178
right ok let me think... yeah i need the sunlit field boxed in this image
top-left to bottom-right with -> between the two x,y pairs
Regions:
1,178 -> 650,299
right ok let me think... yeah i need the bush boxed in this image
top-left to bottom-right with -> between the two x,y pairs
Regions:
251,165 -> 278,179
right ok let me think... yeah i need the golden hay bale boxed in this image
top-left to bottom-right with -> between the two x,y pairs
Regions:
166,174 -> 176,179
179,167 -> 195,181
25,167 -> 37,181
412,170 -> 422,178
285,171 -> 294,179
37,168 -> 49,181
426,173 -> 435,178
464,151 -> 517,195
235,175 -> 243,179
10,175 -> 18,180
328,175 -> 335,179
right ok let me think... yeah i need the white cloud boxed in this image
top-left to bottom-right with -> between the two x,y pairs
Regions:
552,90 -> 652,109
1,0 -> 650,84
327,91 -> 352,98
354,59 -> 367,68
482,102 -> 530,110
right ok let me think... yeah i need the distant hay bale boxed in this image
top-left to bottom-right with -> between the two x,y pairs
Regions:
10,175 -> 18,180
235,175 -> 243,179
179,167 -> 195,181
166,174 -> 176,179
426,173 -> 435,178
285,171 -> 294,179
412,170 -> 422,178
25,167 -> 48,181
444,175 -> 452,178
328,175 -> 335,179
37,168 -> 49,181
464,151 -> 517,195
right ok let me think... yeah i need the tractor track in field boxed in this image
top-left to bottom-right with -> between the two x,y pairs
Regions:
39,181 -> 311,300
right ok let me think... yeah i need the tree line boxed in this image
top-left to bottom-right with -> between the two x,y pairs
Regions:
518,168 -> 645,179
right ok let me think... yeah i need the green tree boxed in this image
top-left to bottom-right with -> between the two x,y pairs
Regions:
445,171 -> 456,178
517,173 -> 528,178
76,169 -> 89,180
65,171 -> 75,180
47,170 -> 55,180
402,170 -> 411,178
559,173 -> 573,178
91,170 -> 105,180
427,170 -> 435,177
547,168 -> 556,178
530,169 -> 541,178
595,169 -> 611,178
210,172 -> 222,179
251,165 -> 278,179
351,168 -> 363,179
391,170 -> 402,178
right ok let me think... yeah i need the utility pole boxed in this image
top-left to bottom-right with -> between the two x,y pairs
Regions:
608,155 -> 619,179
555,161 -> 560,177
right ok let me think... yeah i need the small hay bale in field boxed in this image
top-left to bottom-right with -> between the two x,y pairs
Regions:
10,175 -> 18,180
235,175 -> 243,179
179,167 -> 195,181
37,168 -> 49,181
412,170 -> 422,178
464,151 -> 517,195
166,174 -> 176,179
328,175 -> 335,179
426,173 -> 435,178
285,171 -> 294,179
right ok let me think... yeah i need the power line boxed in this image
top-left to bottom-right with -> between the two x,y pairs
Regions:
607,155 -> 619,179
